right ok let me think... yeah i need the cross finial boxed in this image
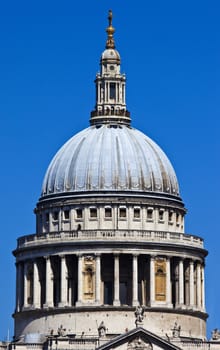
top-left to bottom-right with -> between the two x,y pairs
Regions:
108,10 -> 113,26
106,10 -> 115,49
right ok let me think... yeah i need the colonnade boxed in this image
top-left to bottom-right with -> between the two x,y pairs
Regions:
15,253 -> 205,313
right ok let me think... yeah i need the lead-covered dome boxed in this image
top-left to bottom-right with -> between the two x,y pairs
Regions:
41,124 -> 179,198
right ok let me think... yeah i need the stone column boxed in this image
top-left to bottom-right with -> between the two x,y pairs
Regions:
113,254 -> 120,306
105,83 -> 107,103
150,255 -> 155,306
107,82 -> 110,101
189,260 -> 194,308
123,83 -> 126,104
23,261 -> 29,309
196,262 -> 201,309
201,264 -> 205,311
95,254 -> 101,304
15,262 -> 23,312
178,259 -> 184,307
59,255 -> 68,307
115,83 -> 118,104
33,260 -> 41,308
174,261 -> 179,308
43,256 -> 53,308
70,208 -> 74,231
132,254 -> 139,306
99,82 -> 101,104
76,254 -> 83,306
58,210 -> 62,232
49,212 -> 52,232
166,257 -> 172,307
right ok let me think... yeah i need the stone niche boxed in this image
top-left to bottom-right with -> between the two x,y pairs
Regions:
155,258 -> 166,302
82,255 -> 95,300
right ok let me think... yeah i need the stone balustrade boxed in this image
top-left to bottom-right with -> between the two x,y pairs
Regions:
179,342 -> 212,349
17,230 -> 203,249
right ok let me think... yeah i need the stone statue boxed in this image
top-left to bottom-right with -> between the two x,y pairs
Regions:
57,324 -> 66,337
134,305 -> 145,327
172,322 -> 181,338
211,328 -> 220,340
98,321 -> 106,338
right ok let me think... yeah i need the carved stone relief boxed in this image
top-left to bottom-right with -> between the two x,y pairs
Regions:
127,337 -> 152,350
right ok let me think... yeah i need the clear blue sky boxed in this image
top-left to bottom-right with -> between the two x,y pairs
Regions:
0,0 -> 219,341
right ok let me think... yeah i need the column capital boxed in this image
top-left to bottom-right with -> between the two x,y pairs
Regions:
59,254 -> 66,259
113,252 -> 120,257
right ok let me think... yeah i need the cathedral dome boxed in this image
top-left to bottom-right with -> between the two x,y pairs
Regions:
41,11 -> 180,202
41,124 -> 180,199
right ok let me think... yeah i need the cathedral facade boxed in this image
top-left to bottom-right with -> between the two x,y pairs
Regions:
2,11 -> 220,350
